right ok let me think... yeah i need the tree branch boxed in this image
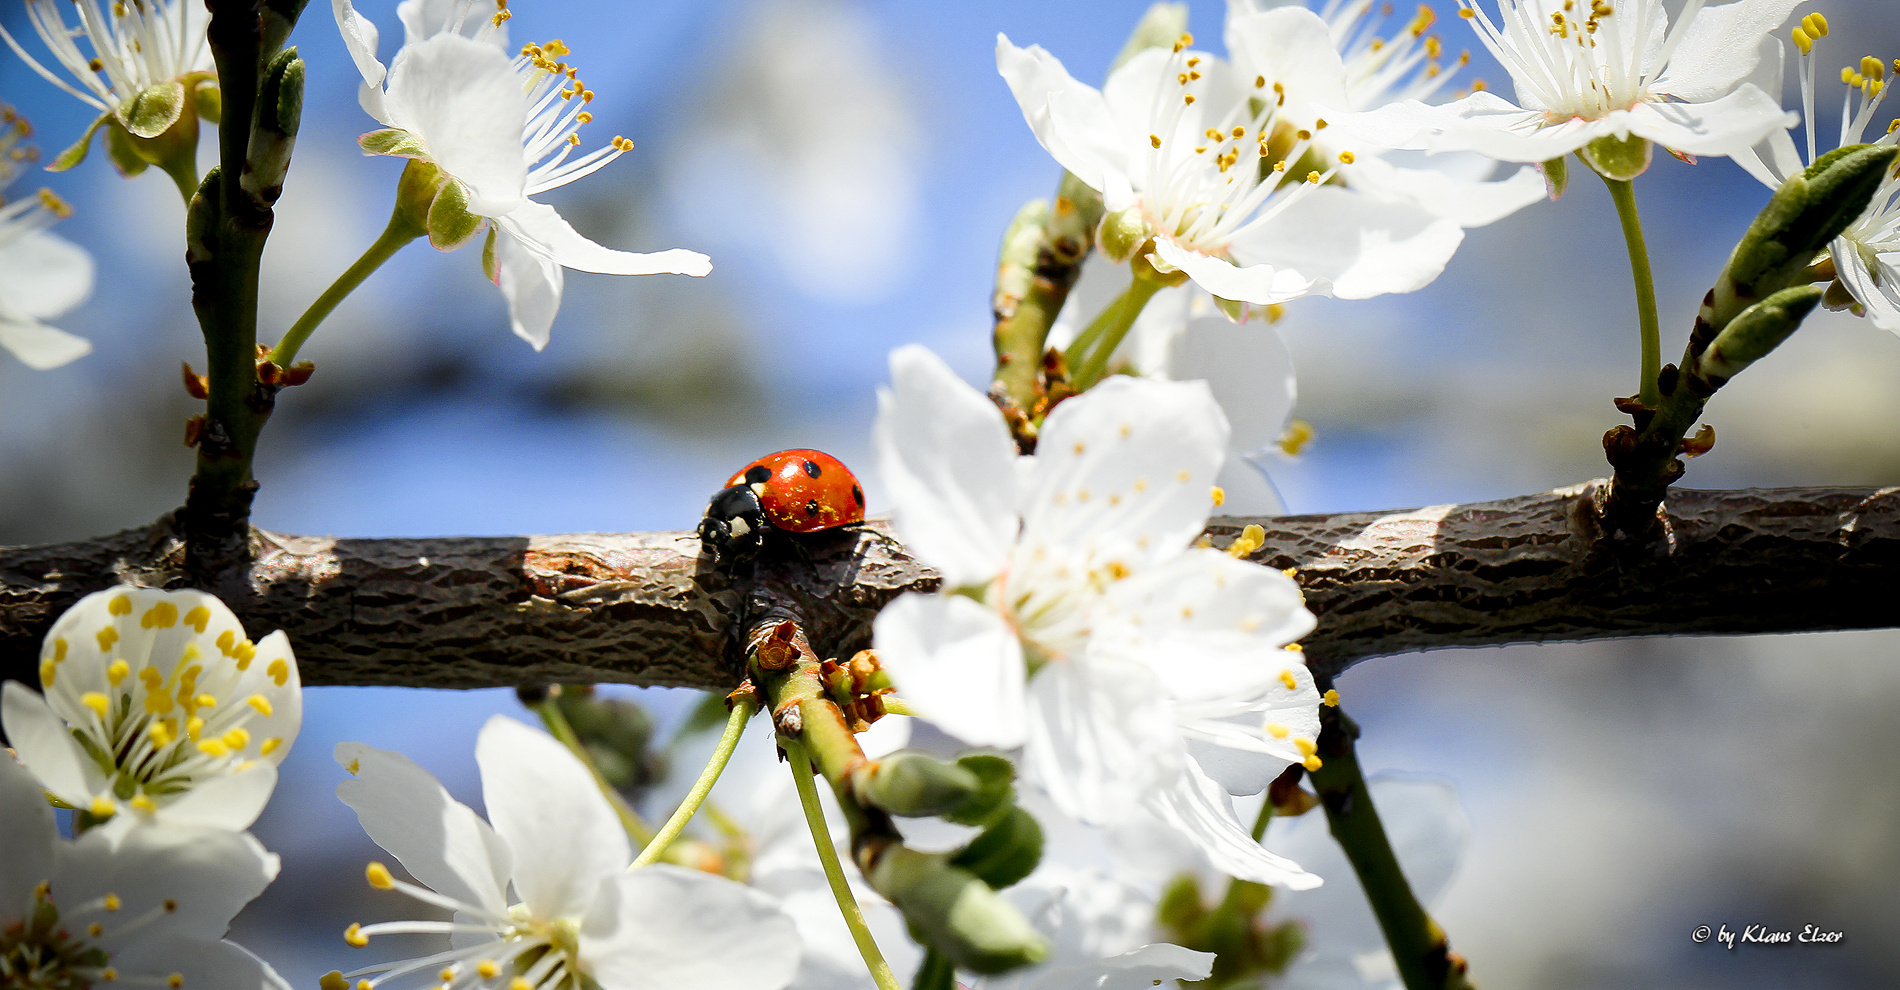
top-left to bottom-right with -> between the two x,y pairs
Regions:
3,480 -> 1896,692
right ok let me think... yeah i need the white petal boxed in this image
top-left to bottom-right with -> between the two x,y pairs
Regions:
1621,86 -> 1797,158
1338,92 -> 1606,163
97,937 -> 277,989
381,34 -> 528,215
334,740 -> 511,916
330,0 -> 387,92
1342,154 -> 1547,228
476,714 -> 631,920
148,764 -> 277,831
1074,943 -> 1217,990
495,227 -> 562,350
1226,186 -> 1466,300
1145,760 -> 1320,888
1214,454 -> 1286,517
0,316 -> 92,369
229,630 -> 303,769
873,593 -> 1027,748
874,344 -> 1018,588
0,754 -> 56,901
1020,375 -> 1228,564
580,864 -> 801,990
996,34 -> 1130,199
62,824 -> 277,942
1,681 -> 98,806
1835,235 -> 1900,334
1149,236 -> 1319,306
0,230 -> 94,318
1170,316 -> 1295,454
399,0 -> 509,47
1224,7 -> 1350,122
1655,0 -> 1804,103
1024,658 -> 1179,826
494,200 -> 712,275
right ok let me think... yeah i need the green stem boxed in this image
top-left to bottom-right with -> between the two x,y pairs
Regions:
1602,174 -> 1661,409
532,696 -> 656,847
159,152 -> 199,205
1308,702 -> 1473,990
880,696 -> 920,718
786,738 -> 902,990
271,211 -> 422,365
1063,273 -> 1163,392
630,694 -> 758,869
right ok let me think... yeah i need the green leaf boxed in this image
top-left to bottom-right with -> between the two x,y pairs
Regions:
121,81 -> 186,139
1697,284 -> 1824,385
426,177 -> 486,252
48,113 -> 113,172
359,127 -> 431,160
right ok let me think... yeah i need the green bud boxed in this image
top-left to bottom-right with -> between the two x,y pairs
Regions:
869,846 -> 1049,975
1113,2 -> 1190,71
858,751 -> 983,817
426,177 -> 486,251
122,81 -> 186,140
1696,284 -> 1823,385
942,753 -> 1017,826
1098,206 -> 1153,264
1579,133 -> 1652,182
1538,154 -> 1568,200
950,806 -> 1043,890
185,166 -> 222,263
259,49 -> 303,137
1715,143 -> 1899,328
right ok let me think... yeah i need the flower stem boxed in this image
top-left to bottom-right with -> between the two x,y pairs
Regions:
271,211 -> 422,366
1307,700 -> 1474,990
1602,174 -> 1661,409
531,695 -> 656,847
880,696 -> 920,718
786,736 -> 902,990
1064,272 -> 1163,392
630,693 -> 758,869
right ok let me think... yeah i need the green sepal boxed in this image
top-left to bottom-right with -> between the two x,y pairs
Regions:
48,113 -> 113,172
949,806 -> 1043,890
942,753 -> 1016,826
194,79 -> 222,123
426,177 -> 486,251
1538,154 -> 1568,200
911,949 -> 955,990
1214,294 -> 1247,322
105,122 -> 150,177
360,127 -> 432,160
482,225 -> 502,284
121,81 -> 186,139
1097,206 -> 1153,264
1696,284 -> 1823,384
1579,133 -> 1652,182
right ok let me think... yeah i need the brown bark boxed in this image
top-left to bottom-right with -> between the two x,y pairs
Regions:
3,480 -> 1896,693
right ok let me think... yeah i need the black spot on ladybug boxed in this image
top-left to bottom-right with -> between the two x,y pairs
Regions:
803,459 -> 823,478
851,485 -> 864,507
806,499 -> 821,516
745,466 -> 772,484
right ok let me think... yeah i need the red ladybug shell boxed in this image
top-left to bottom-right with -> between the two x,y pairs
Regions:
724,449 -> 866,534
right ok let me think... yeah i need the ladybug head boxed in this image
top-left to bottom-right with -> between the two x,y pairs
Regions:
699,483 -> 766,562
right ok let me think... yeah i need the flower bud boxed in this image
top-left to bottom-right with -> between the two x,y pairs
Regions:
857,751 -> 983,817
949,806 -> 1043,890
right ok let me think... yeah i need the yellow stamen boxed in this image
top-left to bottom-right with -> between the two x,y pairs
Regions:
82,692 -> 110,718
344,922 -> 369,947
107,659 -> 129,686
1323,689 -> 1340,707
141,602 -> 178,629
366,862 -> 396,890
1278,669 -> 1299,691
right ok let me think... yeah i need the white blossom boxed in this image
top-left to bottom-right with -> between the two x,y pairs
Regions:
328,715 -> 800,990
997,28 -> 1464,304
1225,0 -> 1546,224
1,587 -> 301,832
974,865 -> 1215,990
0,107 -> 94,370
871,344 -> 1323,888
332,1 -> 712,348
0,0 -> 210,121
1731,20 -> 1900,335
1342,0 -> 1803,164
0,751 -> 288,990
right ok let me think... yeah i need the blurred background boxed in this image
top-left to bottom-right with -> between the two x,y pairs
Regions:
4,0 -> 1898,987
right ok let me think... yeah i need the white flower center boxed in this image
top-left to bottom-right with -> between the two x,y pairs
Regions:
333,864 -> 589,990
1457,0 -> 1703,121
1321,0 -> 1468,110
514,39 -> 632,197
1136,36 -> 1338,255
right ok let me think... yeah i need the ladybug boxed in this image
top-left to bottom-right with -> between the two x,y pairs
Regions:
699,449 -> 866,561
